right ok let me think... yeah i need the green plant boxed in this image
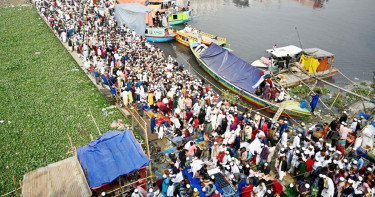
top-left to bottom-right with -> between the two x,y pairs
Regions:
360,82 -> 367,86
0,7 -> 134,193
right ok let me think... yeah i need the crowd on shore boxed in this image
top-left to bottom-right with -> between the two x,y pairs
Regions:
34,0 -> 375,196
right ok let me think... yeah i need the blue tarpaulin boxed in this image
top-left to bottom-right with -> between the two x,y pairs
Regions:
182,167 -> 223,197
115,3 -> 152,37
77,130 -> 150,189
200,43 -> 263,94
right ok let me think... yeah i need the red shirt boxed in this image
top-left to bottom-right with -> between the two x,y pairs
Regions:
306,158 -> 314,172
217,152 -> 225,163
241,185 -> 254,197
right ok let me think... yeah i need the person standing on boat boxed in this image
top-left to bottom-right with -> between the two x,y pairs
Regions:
198,31 -> 202,44
310,91 -> 320,114
285,54 -> 291,69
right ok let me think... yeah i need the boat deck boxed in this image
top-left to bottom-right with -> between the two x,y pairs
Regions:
273,67 -> 339,88
178,30 -> 226,46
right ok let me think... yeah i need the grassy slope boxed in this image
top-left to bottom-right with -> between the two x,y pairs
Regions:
0,7 -> 127,193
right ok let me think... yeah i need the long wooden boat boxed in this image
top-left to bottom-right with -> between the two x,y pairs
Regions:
145,26 -> 177,42
176,29 -> 226,47
189,40 -> 312,118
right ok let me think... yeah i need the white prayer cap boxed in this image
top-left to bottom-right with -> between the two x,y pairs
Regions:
281,148 -> 285,151
215,190 -> 219,194
163,174 -> 167,178
343,111 -> 347,114
315,157 -> 319,161
149,188 -> 153,193
353,160 -> 358,164
305,184 -> 310,188
296,150 -> 300,154
319,138 -> 324,141
285,121 -> 288,124
186,184 -> 191,188
358,176 -> 363,181
202,188 -> 206,192
194,188 -> 198,192
290,183 -> 294,188
298,134 -> 302,137
225,151 -> 229,154
339,177 -> 345,181
246,164 -> 250,168
265,163 -> 269,166
211,175 -> 215,179
283,144 -> 287,148
302,147 -> 306,151
343,159 -> 348,163
338,164 -> 344,169
289,145 -> 293,149
267,190 -> 271,194
228,157 -> 232,162
101,192 -> 106,196
255,174 -> 259,177
301,122 -> 305,126
256,112 -> 260,114
230,162 -> 234,166
261,143 -> 265,147
309,145 -> 314,149
337,151 -> 342,155
333,160 -> 338,164
367,167 -> 372,171
348,179 -> 354,184
214,142 -> 218,145
134,189 -> 139,193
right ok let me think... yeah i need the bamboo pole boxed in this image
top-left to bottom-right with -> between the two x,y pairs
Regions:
12,176 -> 19,197
144,121 -> 153,182
329,91 -> 341,110
89,107 -> 102,135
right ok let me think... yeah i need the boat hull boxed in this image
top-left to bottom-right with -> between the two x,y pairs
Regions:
169,18 -> 192,25
145,34 -> 176,42
189,41 -> 311,118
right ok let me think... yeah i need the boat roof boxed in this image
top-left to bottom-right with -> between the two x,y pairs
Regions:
303,48 -> 334,58
266,45 -> 302,58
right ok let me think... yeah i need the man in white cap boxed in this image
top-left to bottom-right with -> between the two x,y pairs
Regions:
131,189 -> 142,197
321,175 -> 335,197
292,133 -> 301,148
337,177 -> 346,197
339,122 -> 352,146
211,142 -> 218,163
147,188 -> 155,197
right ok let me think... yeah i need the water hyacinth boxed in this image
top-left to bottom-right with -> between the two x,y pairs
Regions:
0,7 -> 132,193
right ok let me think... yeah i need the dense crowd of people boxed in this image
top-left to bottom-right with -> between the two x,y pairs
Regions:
35,0 -> 375,196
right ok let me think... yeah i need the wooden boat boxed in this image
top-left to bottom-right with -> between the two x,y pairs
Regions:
145,26 -> 177,42
176,29 -> 226,47
189,40 -> 312,118
251,45 -> 339,88
168,10 -> 193,25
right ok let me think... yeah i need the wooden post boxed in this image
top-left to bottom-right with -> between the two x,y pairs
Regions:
12,176 -> 19,197
67,134 -> 76,156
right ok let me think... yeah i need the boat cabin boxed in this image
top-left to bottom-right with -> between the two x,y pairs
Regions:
300,48 -> 334,73
145,26 -> 173,36
265,45 -> 303,67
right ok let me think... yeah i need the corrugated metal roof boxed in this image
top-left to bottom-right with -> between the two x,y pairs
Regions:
304,48 -> 334,58
22,156 -> 91,197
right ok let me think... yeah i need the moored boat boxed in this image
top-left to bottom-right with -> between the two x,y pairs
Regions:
145,26 -> 177,42
176,28 -> 226,47
189,40 -> 311,118
168,10 -> 193,25
251,45 -> 339,88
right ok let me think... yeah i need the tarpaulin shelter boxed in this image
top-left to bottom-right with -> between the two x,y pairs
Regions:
115,3 -> 152,37
299,54 -> 320,73
77,130 -> 150,189
200,43 -> 263,94
303,48 -> 334,72
22,156 -> 91,197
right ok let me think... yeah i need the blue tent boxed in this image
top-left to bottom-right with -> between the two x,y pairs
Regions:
200,43 -> 263,94
77,130 -> 150,189
115,3 -> 152,37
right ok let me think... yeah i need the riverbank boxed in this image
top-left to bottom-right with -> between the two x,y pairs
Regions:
0,6 -> 128,193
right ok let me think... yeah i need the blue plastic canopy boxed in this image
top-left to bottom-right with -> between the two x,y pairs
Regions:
200,43 -> 263,93
114,3 -> 152,37
77,130 -> 150,189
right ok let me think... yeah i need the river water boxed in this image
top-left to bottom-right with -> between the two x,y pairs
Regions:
158,0 -> 375,84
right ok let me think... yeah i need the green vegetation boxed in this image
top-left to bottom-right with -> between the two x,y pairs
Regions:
0,7 -> 127,192
288,85 -> 330,98
360,82 -> 367,86
371,83 -> 375,90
